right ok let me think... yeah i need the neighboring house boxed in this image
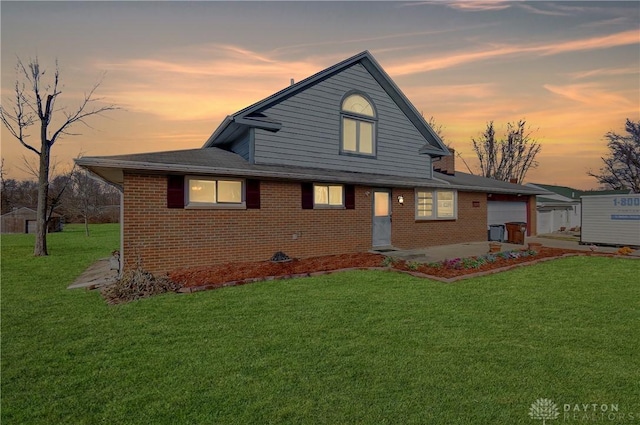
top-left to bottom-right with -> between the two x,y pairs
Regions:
0,207 -> 64,234
526,183 -> 631,234
77,51 -> 544,275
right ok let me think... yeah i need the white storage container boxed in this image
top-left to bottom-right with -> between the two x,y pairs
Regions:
581,194 -> 640,247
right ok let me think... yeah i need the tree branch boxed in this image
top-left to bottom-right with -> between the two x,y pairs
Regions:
49,78 -> 119,146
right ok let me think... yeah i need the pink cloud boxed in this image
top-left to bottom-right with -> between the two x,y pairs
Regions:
385,29 -> 639,76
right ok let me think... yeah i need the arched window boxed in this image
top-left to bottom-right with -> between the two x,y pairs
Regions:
341,93 -> 376,156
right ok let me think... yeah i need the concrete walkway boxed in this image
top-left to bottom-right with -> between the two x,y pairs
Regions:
67,258 -> 119,290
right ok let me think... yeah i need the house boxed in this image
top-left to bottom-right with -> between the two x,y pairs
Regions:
525,183 -> 631,234
0,207 -> 64,234
77,51 -> 545,275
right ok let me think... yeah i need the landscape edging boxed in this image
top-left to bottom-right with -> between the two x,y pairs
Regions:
177,253 -> 640,293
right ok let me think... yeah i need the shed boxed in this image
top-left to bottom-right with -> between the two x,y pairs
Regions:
581,194 -> 640,247
0,207 -> 64,234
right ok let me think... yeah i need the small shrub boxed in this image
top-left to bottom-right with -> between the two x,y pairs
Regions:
407,261 -> 420,271
443,258 -> 463,270
101,267 -> 182,305
473,257 -> 487,268
381,256 -> 397,267
427,262 -> 442,269
461,257 -> 479,269
484,254 -> 497,263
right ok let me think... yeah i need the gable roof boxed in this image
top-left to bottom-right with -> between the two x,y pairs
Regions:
1,207 -> 62,218
203,50 -> 449,157
1,207 -> 37,217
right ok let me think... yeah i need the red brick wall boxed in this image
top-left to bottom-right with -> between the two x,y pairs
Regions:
433,148 -> 456,175
122,173 -> 371,275
526,195 -> 537,236
122,173 -> 491,275
391,189 -> 487,249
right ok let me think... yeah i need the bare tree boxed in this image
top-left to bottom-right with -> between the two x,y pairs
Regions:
588,119 -> 640,193
62,170 -> 105,236
18,153 -> 77,224
0,57 -> 117,255
461,119 -> 541,184
0,159 -> 10,214
427,115 -> 446,144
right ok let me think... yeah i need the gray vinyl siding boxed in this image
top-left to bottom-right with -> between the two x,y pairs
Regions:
228,130 -> 251,161
253,63 -> 433,179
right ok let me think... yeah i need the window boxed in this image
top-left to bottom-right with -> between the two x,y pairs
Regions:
301,183 -> 355,210
416,190 -> 457,219
186,177 -> 244,207
341,93 -> 376,156
314,184 -> 344,207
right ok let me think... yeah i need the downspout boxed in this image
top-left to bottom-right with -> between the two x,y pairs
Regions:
525,196 -> 532,236
119,190 -> 124,278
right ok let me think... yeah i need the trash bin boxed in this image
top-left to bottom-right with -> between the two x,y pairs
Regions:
488,224 -> 505,242
505,222 -> 527,244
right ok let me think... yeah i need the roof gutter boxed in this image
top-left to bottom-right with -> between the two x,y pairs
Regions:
76,157 -> 545,195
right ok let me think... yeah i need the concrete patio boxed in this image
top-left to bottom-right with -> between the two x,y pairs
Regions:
376,234 -> 638,263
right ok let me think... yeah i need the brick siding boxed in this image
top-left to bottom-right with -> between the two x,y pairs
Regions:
391,189 -> 488,249
123,173 -> 500,275
123,173 -> 370,275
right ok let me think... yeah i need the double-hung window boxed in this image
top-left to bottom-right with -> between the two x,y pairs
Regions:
341,93 -> 376,156
416,190 -> 457,220
186,177 -> 244,207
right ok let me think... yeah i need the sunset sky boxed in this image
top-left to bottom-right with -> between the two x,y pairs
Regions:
1,1 -> 638,189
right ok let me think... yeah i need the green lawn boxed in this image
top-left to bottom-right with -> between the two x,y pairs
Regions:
2,224 -> 639,424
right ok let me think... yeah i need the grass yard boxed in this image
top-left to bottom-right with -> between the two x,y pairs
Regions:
2,224 -> 639,424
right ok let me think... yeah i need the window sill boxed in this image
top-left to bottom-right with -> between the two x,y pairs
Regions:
339,150 -> 376,159
415,217 -> 457,222
313,205 -> 346,210
185,203 -> 247,210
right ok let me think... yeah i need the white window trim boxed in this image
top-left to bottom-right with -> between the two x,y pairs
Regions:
313,183 -> 345,209
185,176 -> 246,209
340,115 -> 376,156
340,93 -> 377,157
415,189 -> 458,220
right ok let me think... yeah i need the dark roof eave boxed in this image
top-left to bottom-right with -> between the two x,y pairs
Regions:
203,116 -> 233,147
76,158 -> 445,187
77,158 -> 544,195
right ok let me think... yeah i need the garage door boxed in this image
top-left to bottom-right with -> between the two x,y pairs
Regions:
537,210 -> 552,234
487,201 -> 527,226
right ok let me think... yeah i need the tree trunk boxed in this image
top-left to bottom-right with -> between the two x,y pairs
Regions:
34,141 -> 50,256
84,213 -> 90,237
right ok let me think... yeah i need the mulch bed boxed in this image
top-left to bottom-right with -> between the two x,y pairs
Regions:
168,247 -> 615,292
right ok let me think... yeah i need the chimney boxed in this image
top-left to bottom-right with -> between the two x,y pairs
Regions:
433,148 -> 455,175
